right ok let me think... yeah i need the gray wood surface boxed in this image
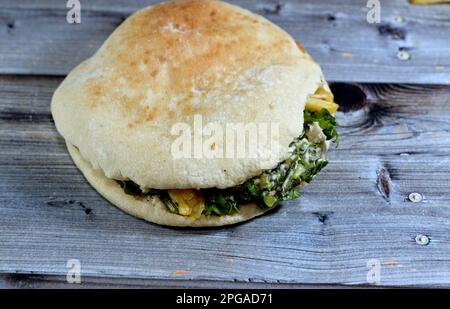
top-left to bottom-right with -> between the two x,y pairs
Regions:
0,0 -> 449,84
0,274 -> 374,289
1,0 -> 450,288
1,76 -> 449,287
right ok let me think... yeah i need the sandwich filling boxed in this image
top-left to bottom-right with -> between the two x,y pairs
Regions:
118,86 -> 339,218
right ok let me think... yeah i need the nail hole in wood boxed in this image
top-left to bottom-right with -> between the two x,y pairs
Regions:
326,14 -> 336,21
329,83 -> 367,112
397,48 -> 411,61
415,234 -> 429,246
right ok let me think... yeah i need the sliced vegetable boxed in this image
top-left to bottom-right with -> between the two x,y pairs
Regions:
305,97 -> 339,114
168,189 -> 205,218
305,85 -> 339,114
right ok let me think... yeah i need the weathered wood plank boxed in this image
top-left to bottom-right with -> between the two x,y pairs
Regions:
0,274 -> 371,289
0,0 -> 449,83
0,76 -> 449,287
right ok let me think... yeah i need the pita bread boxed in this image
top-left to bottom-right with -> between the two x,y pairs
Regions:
51,0 -> 325,190
52,0 -> 328,226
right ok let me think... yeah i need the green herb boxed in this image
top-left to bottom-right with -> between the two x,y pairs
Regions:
117,180 -> 142,196
159,191 -> 179,214
203,191 -> 239,216
304,108 -> 339,144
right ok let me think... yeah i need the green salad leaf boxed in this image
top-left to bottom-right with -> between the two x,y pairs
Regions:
304,109 -> 339,144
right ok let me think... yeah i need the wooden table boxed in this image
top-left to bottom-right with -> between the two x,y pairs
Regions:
1,0 -> 449,288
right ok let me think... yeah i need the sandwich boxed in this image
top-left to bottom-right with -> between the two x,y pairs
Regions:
51,0 -> 339,227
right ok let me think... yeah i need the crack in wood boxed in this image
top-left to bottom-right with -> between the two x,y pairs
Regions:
262,2 -> 284,15
0,111 -> 53,123
1,273 -> 46,288
47,199 -> 92,215
377,167 -> 393,202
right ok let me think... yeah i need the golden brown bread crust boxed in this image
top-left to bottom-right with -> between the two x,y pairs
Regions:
87,0 -> 310,120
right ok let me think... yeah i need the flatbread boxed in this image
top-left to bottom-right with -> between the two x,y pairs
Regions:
51,0 -> 324,190
52,0 -> 329,226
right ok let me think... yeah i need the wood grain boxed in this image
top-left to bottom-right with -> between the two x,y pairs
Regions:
0,274 -> 391,289
0,0 -> 449,83
0,76 -> 449,287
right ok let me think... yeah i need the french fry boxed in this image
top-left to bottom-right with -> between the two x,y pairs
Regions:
305,97 -> 339,114
410,0 -> 450,4
305,86 -> 339,114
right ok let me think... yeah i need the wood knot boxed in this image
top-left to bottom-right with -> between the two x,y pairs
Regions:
312,212 -> 333,225
330,83 -> 367,112
377,167 -> 392,202
378,24 -> 406,40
